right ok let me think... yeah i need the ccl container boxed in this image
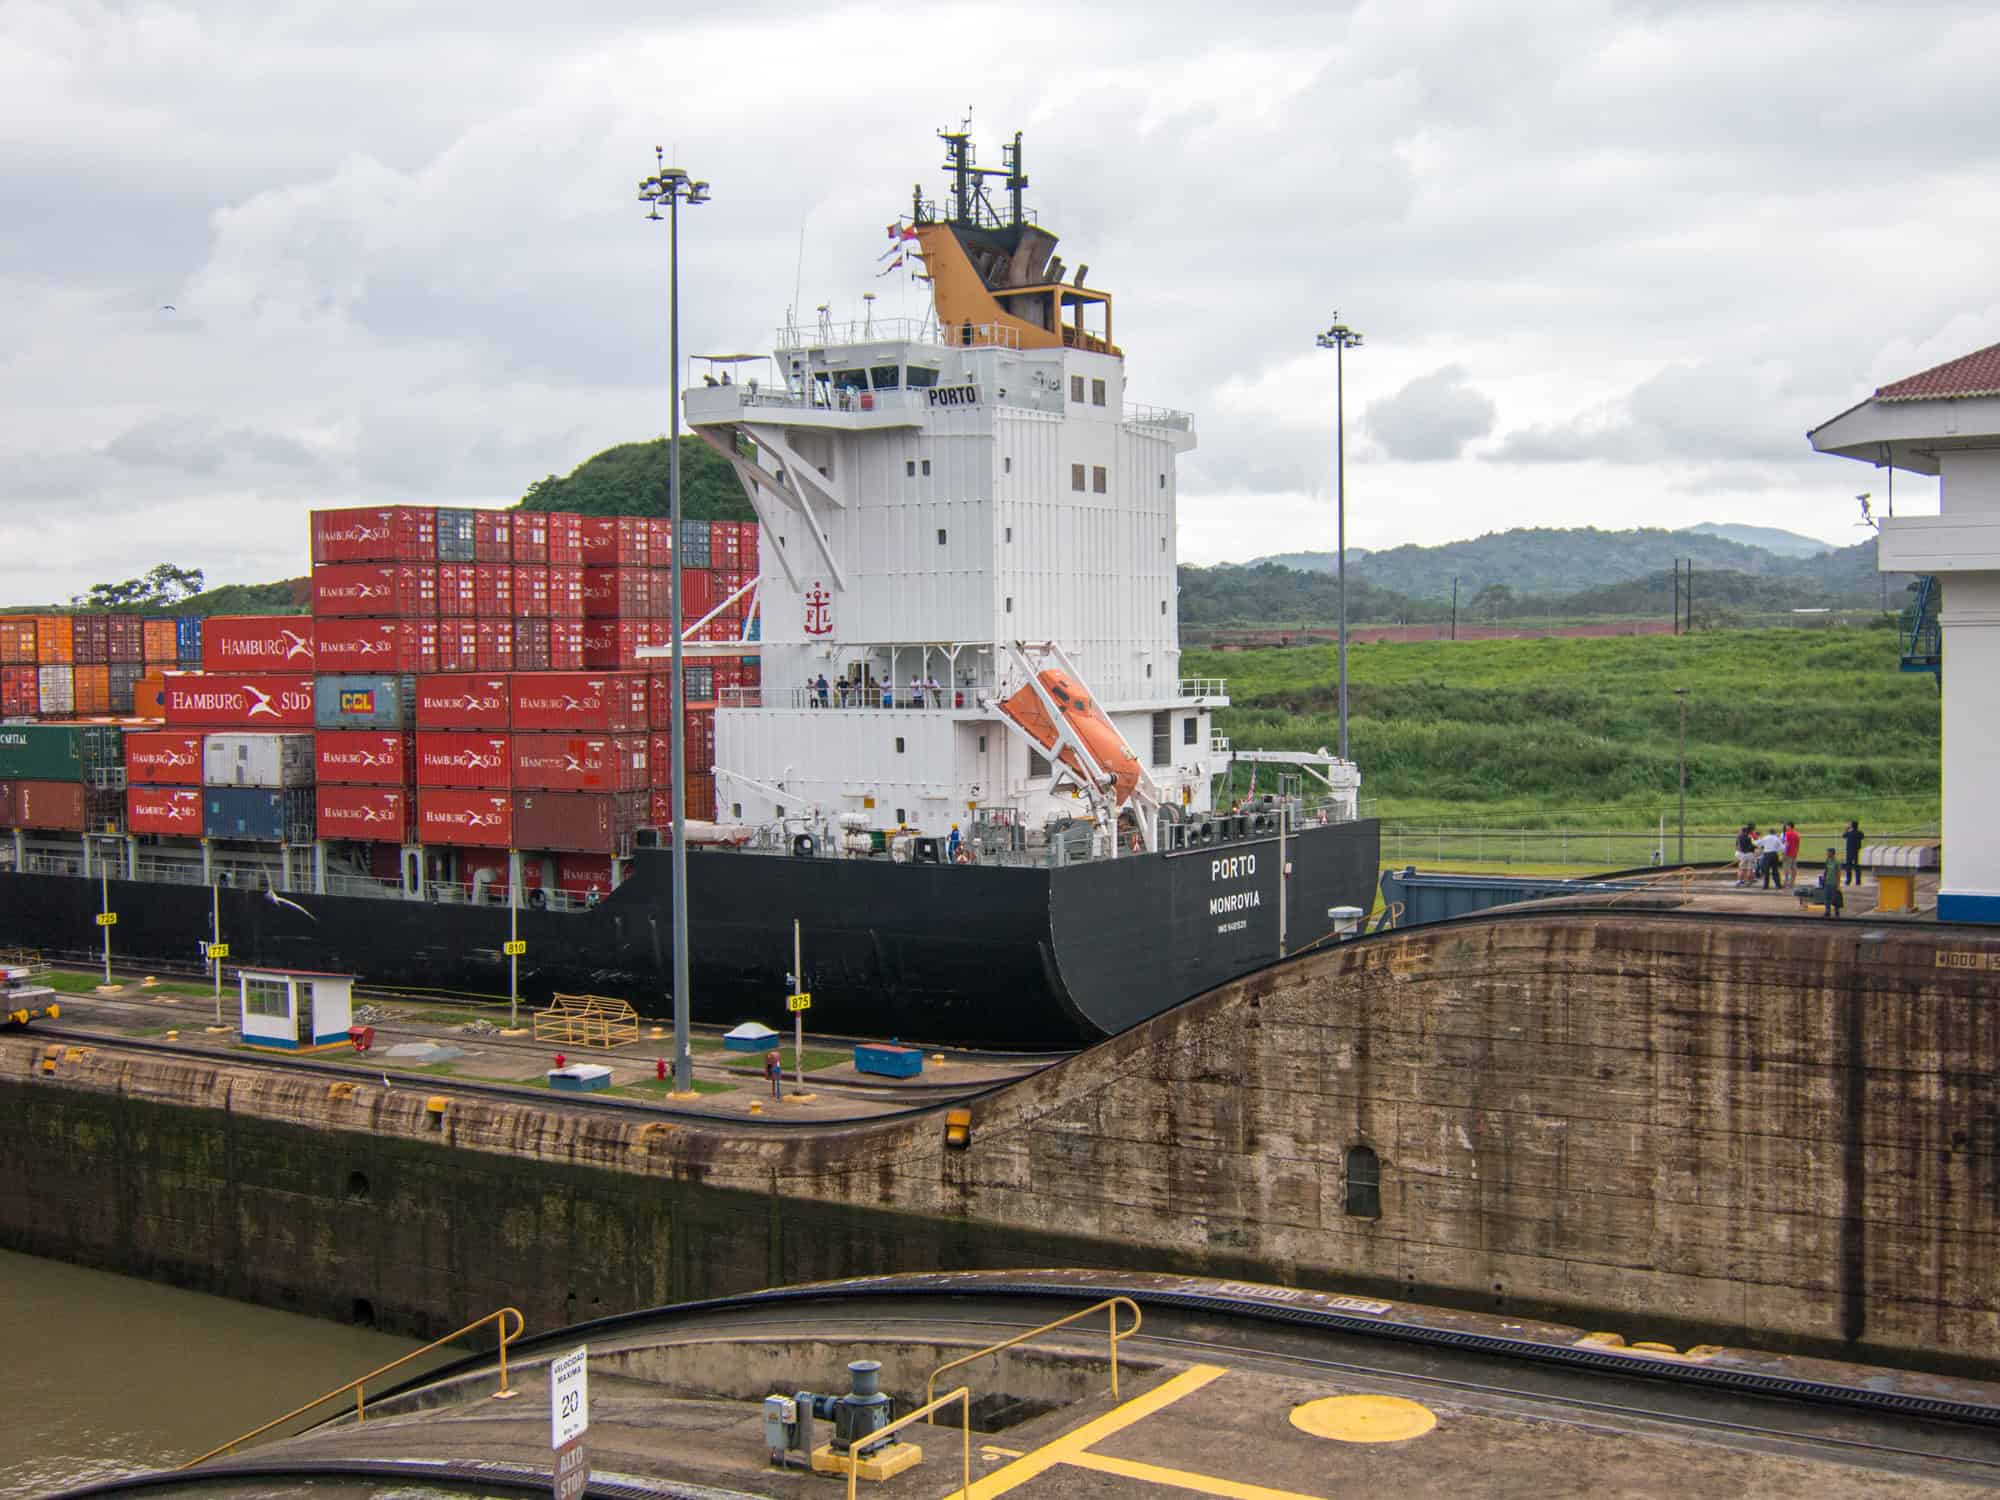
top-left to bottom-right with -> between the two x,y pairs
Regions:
126,731 -> 205,785
175,616 -> 203,665
317,785 -> 412,842
513,790 -> 643,855
142,618 -> 179,663
126,785 -> 205,836
73,666 -> 111,715
435,508 -> 477,563
312,672 -> 417,731
511,565 -> 549,619
474,510 -> 513,562
512,734 -> 647,792
546,564 -> 585,619
204,786 -> 315,843
2,780 -> 89,831
311,505 -> 436,564
474,564 -> 513,617
582,619 -> 670,670
165,675 -> 315,728
36,666 -> 74,716
0,617 -> 35,665
72,614 -> 110,665
108,661 -> 144,714
313,617 -> 438,675
510,671 -> 647,733
0,723 -> 125,782
579,516 -> 646,567
312,563 -> 438,617
416,674 -> 511,730
416,731 -> 512,789
202,615 -> 316,673
203,732 -> 315,789
436,619 -> 478,672
0,665 -> 38,717
474,619 -> 514,672
107,615 -> 143,663
315,730 -> 411,786
35,615 -> 74,665
513,618 -> 551,672
437,562 -> 477,617
416,788 -> 513,847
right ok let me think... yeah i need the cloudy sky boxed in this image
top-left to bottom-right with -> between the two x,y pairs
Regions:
5,0 -> 1995,601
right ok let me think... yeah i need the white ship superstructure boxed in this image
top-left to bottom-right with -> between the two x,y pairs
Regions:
683,130 -> 1317,850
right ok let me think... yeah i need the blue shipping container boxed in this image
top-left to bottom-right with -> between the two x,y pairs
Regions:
175,616 -> 203,662
436,508 -> 476,563
205,786 -> 315,843
313,673 -> 417,730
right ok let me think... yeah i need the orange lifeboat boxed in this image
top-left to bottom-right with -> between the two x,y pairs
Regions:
998,669 -> 1141,806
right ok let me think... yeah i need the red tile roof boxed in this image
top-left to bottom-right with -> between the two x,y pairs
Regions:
1875,341 -> 2000,402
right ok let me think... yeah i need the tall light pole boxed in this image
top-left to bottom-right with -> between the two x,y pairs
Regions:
639,148 -> 710,1094
1317,316 -> 1363,761
1673,687 -> 1689,864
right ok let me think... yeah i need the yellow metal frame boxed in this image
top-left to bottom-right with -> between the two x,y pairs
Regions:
843,1385 -> 972,1500
925,1296 -> 1141,1421
178,1305 -> 525,1469
533,992 -> 641,1050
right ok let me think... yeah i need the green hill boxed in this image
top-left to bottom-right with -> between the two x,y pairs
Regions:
519,436 -> 756,521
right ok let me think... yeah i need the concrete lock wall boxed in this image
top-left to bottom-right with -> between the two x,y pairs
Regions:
2,910 -> 1997,1371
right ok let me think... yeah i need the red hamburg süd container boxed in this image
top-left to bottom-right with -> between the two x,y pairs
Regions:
513,618 -> 551,672
513,790 -> 642,855
201,615 -> 316,673
581,567 -> 656,618
437,562 -> 477,617
416,731 -> 512,789
509,671 -> 647,733
711,568 -> 751,619
312,563 -> 438,617
512,733 -> 647,792
579,515 -> 646,567
474,563 -> 514,617
582,619 -> 671,670
546,564 -> 585,619
678,568 -> 714,628
642,517 -> 674,569
126,785 -> 205,836
648,672 -> 671,729
556,852 -> 615,898
474,509 -> 513,562
511,510 -> 548,562
475,618 -> 514,672
107,615 -> 143,663
548,620 -> 585,670
436,618 -> 478,672
311,505 -> 437,564
511,564 -> 549,618
711,521 -> 742,568
685,705 -> 715,772
126,731 -> 205,785
315,730 -> 411,786
416,673 -> 511,730
313,617 -> 438,675
165,675 -> 315,728
8,780 -> 88,832
317,785 -> 412,843
546,512 -> 584,564
683,771 -> 717,823
416,788 -> 513,847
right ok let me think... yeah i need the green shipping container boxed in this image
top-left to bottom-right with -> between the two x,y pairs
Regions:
0,722 -> 125,783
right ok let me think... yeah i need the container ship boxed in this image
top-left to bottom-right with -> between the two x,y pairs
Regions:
0,131 -> 1379,1048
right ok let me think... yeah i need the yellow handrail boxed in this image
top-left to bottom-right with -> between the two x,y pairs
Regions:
924,1295 -> 1140,1422
847,1385 -> 972,1500
179,1305 -> 525,1469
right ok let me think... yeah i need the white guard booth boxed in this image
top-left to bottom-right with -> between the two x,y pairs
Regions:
238,967 -> 356,1050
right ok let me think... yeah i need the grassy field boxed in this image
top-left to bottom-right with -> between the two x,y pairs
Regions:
1187,625 -> 1940,837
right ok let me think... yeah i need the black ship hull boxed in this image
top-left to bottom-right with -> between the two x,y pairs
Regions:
0,819 -> 1378,1049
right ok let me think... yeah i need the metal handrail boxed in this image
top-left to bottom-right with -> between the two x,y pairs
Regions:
924,1295 -> 1140,1422
178,1305 -> 525,1469
847,1385 -> 971,1500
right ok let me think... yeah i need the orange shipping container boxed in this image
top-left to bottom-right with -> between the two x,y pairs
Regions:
34,615 -> 73,665
0,617 -> 35,665
141,618 -> 179,663
131,673 -> 169,721
72,665 -> 112,715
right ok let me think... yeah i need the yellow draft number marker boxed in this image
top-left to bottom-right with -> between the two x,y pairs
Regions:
1290,1394 -> 1437,1443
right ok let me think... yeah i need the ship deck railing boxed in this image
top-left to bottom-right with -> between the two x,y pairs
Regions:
774,316 -> 1024,352
1179,677 -> 1228,699
776,684 -> 988,711
1126,402 -> 1194,431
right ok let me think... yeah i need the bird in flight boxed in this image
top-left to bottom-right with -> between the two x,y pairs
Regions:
161,305 -> 176,311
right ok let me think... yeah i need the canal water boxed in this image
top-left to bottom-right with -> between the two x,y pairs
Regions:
0,1249 -> 439,1497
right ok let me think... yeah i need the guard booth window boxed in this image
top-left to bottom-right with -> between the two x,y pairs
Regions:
1151,711 -> 1171,767
244,977 -> 289,1019
1345,1145 -> 1381,1219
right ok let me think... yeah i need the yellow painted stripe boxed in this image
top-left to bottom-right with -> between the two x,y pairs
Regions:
951,1364 -> 1228,1499
1069,1450 -> 1330,1500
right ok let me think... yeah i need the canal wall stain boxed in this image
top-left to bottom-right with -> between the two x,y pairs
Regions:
1,911 -> 1995,1373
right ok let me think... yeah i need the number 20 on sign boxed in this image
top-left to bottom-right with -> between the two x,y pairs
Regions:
550,1345 -> 588,1447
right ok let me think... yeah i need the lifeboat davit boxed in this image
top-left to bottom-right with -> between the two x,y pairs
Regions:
998,669 -> 1141,806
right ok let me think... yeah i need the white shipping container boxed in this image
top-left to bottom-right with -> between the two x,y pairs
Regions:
203,732 -> 316,789
36,665 -> 74,715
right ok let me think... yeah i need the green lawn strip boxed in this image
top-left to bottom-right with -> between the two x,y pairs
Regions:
723,1047 -> 848,1074
49,970 -> 215,998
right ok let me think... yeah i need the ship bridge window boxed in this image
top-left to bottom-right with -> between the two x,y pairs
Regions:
831,369 -> 868,393
907,366 -> 940,388
870,365 -> 901,390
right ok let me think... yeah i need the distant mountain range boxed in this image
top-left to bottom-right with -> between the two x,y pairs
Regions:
1245,523 -> 1834,584
1685,522 -> 1832,558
